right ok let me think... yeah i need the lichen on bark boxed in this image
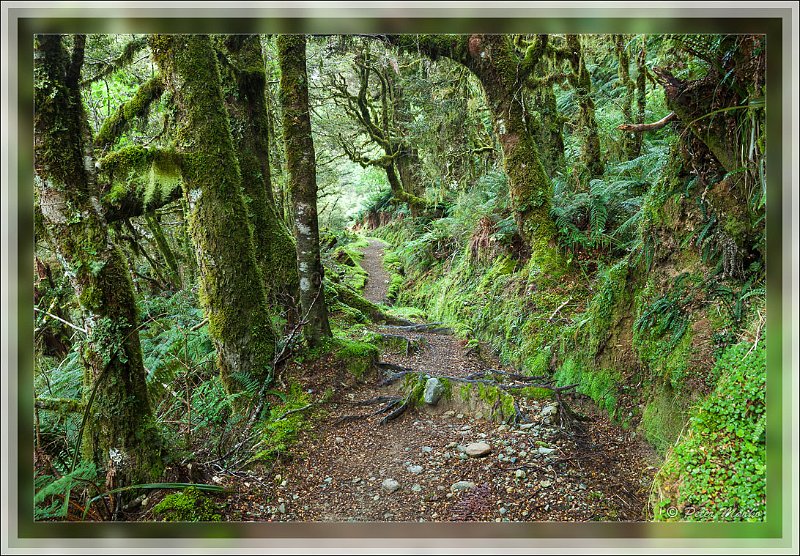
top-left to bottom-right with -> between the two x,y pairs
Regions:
277,34 -> 332,346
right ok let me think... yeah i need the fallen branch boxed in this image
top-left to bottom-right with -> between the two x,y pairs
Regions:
382,322 -> 452,334
617,111 -> 677,132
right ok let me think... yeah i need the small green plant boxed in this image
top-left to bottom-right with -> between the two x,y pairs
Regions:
651,339 -> 766,521
152,486 -> 222,522
250,381 -> 312,463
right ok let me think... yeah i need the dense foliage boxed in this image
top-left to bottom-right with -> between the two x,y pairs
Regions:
33,32 -> 766,523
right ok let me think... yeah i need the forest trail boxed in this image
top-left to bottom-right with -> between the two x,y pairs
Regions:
225,239 -> 658,522
360,238 -> 391,304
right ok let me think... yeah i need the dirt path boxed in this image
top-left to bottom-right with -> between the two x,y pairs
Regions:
223,239 -> 658,522
360,238 -> 391,304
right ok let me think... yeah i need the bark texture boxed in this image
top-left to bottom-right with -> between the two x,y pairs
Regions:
277,34 -> 332,346
151,34 -> 276,393
219,35 -> 300,311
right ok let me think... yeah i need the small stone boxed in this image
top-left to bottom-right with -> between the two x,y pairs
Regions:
423,377 -> 445,405
411,484 -> 422,493
515,469 -> 526,479
292,494 -> 299,500
406,465 -> 423,474
443,410 -> 456,418
280,480 -> 288,487
499,507 -> 507,515
278,503 -> 286,514
519,450 -> 528,458
497,424 -> 509,432
475,411 -> 484,420
459,453 -> 468,460
464,442 -> 492,457
541,404 -> 558,417
477,432 -> 487,439
352,477 -> 361,484
382,478 -> 400,493
324,477 -> 333,483
456,413 -> 464,419
540,480 -> 552,488
451,481 -> 476,491
519,423 -> 536,430
446,441 -> 458,449
373,495 -> 380,501
421,446 -> 433,453
334,436 -> 344,445
460,424 -> 471,431
578,483 -> 587,490
495,517 -> 502,522
538,447 -> 556,455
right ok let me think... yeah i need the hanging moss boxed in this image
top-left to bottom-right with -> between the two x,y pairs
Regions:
151,34 -> 277,394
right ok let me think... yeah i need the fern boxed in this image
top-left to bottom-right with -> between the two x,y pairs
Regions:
34,461 -> 98,520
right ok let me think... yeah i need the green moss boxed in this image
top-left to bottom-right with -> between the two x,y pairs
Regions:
95,76 -> 164,148
250,381 -> 312,463
555,358 -> 620,414
333,338 -> 379,379
640,386 -> 687,454
153,487 -> 222,522
652,340 -> 765,521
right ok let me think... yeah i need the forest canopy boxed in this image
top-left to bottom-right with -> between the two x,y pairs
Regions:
33,32 -> 766,525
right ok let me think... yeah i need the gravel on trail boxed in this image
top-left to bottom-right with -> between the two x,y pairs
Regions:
218,238 -> 659,522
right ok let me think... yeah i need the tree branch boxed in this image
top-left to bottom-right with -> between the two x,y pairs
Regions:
617,111 -> 677,132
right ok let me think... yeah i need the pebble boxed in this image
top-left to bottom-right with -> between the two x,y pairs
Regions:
515,469 -> 526,479
497,424 -> 509,432
538,447 -> 556,455
278,503 -> 286,514
519,450 -> 528,457
421,446 -> 433,453
540,480 -> 552,488
324,477 -> 333,483
280,480 -> 288,487
406,465 -> 423,474
443,410 -> 456,418
499,507 -> 507,515
382,478 -> 400,493
373,495 -> 380,501
460,424 -> 472,431
411,484 -> 422,493
456,413 -> 464,419
464,442 -> 492,457
451,481 -> 476,491
578,483 -> 587,490
446,442 -> 458,449
334,436 -> 344,445
541,405 -> 558,417
519,423 -> 536,430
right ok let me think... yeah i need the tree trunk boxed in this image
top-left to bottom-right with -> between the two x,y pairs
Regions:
151,34 -> 276,394
34,34 -> 164,488
525,83 -> 565,177
277,34 -> 332,347
219,35 -> 300,313
385,35 -> 562,272
615,35 -> 637,160
566,35 -> 604,180
634,38 -> 647,158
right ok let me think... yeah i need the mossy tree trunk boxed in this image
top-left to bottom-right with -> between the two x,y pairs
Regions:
34,34 -> 164,488
385,34 -> 562,272
566,35 -> 604,180
634,38 -> 647,158
615,35 -> 638,161
218,35 -> 300,313
277,34 -> 332,346
150,34 -> 276,394
524,83 -> 565,177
